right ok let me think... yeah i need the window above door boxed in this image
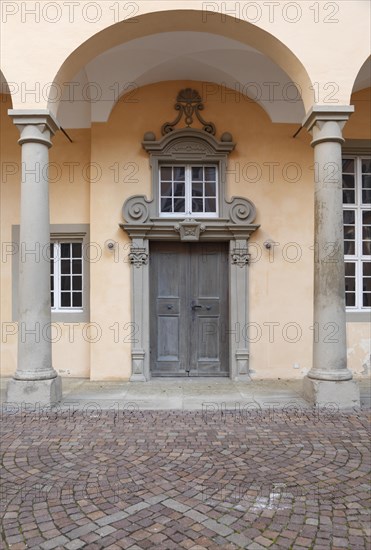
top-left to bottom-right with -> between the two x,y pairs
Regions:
159,164 -> 218,217
121,89 -> 259,242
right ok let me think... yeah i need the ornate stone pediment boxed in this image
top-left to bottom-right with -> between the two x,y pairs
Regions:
121,194 -> 259,241
120,89 -> 259,240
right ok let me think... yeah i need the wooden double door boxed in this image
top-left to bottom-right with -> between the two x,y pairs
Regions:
150,242 -> 229,376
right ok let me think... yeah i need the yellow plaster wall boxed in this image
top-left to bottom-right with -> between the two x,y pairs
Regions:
1,84 -> 370,380
1,2 -> 370,110
89,80 -> 314,380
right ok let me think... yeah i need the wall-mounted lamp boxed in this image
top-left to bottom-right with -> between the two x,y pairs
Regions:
105,240 -> 117,251
263,239 -> 274,250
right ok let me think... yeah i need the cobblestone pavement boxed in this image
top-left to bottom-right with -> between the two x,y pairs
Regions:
1,408 -> 370,549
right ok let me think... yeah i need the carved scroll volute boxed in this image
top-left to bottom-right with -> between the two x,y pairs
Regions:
123,195 -> 153,224
227,197 -> 257,225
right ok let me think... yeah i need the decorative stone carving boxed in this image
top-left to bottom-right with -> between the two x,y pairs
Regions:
161,88 -> 216,135
129,247 -> 149,267
120,96 -> 261,383
123,195 -> 152,224
174,219 -> 206,241
227,197 -> 257,225
231,247 -> 250,267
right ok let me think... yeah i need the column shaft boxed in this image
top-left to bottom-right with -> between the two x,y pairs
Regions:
302,107 -> 360,408
6,111 -> 62,405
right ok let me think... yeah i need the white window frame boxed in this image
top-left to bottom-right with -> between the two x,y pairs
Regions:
159,164 -> 219,218
51,240 -> 84,313
11,224 -> 90,323
343,155 -> 371,312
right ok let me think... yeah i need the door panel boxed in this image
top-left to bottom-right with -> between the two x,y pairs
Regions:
189,244 -> 229,375
150,242 -> 229,376
150,242 -> 188,375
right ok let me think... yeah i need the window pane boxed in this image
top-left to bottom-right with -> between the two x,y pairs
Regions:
345,293 -> 355,307
50,243 -> 54,259
192,167 -> 203,181
344,241 -> 355,255
362,175 -> 371,189
174,198 -> 185,213
205,181 -> 216,196
61,293 -> 71,307
192,182 -> 203,197
73,276 -> 82,291
345,277 -> 355,292
205,167 -> 216,181
363,225 -> 371,240
343,190 -> 355,204
72,243 -> 82,258
174,182 -> 185,197
72,260 -> 82,274
345,263 -> 355,276
361,159 -> 371,173
160,167 -> 172,181
192,199 -> 203,213
61,260 -> 70,274
205,198 -> 216,213
363,211 -> 371,225
51,292 -> 54,308
363,262 -> 371,277
362,190 -> 371,205
343,210 -> 355,224
363,293 -> 371,307
161,182 -> 172,197
343,225 -> 355,239
161,198 -> 172,213
342,174 -> 355,189
72,294 -> 82,308
342,159 -> 354,173
61,243 -> 71,258
174,167 -> 185,181
61,276 -> 71,290
363,241 -> 371,255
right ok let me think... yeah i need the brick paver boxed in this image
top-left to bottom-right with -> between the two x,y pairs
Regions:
1,408 -> 370,549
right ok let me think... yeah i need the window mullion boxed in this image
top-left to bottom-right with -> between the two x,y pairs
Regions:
186,165 -> 191,215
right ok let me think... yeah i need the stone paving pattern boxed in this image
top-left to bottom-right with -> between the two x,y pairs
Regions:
1,408 -> 370,549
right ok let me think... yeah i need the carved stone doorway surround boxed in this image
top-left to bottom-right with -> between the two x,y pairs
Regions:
119,91 -> 259,381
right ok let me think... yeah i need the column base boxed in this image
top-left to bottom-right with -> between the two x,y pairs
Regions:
6,376 -> 62,406
303,376 -> 360,409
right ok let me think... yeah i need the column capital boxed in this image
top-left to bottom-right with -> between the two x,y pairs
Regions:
8,109 -> 60,148
302,106 -> 354,147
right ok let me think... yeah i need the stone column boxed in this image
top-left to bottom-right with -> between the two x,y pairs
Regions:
6,110 -> 62,405
302,106 -> 360,408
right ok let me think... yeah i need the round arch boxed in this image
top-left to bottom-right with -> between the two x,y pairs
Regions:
0,69 -> 13,107
48,9 -> 313,115
350,55 -> 371,96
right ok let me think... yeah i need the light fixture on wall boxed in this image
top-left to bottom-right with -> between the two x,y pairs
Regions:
263,239 -> 274,250
105,240 -> 117,251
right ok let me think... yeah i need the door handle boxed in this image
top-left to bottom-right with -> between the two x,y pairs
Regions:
191,304 -> 202,310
